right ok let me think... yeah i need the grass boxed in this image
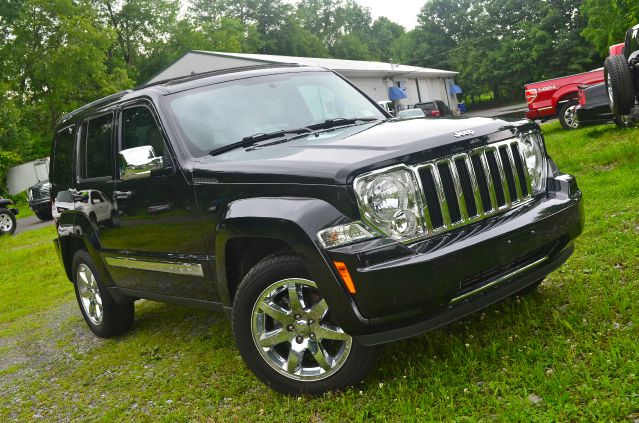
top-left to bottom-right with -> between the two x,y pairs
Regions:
1,121 -> 638,421
6,192 -> 34,220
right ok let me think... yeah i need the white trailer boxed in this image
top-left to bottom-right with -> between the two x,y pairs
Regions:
6,157 -> 50,195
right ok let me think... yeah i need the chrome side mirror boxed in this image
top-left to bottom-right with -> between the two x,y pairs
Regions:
119,146 -> 164,181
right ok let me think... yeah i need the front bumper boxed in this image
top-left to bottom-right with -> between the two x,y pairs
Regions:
325,174 -> 584,345
29,199 -> 50,211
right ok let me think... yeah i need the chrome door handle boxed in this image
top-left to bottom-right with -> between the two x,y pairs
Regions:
113,191 -> 132,201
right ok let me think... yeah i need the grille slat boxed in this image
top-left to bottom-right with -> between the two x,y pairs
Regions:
511,143 -> 529,197
431,163 -> 452,227
438,161 -> 462,224
455,157 -> 478,218
505,144 -> 523,200
416,138 -> 534,235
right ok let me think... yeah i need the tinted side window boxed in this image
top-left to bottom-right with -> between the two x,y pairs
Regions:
121,106 -> 166,158
51,126 -> 75,185
80,114 -> 114,179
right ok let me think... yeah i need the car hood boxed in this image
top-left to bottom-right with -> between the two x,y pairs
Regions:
191,117 -> 535,185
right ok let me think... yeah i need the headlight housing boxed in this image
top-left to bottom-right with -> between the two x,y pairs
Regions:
521,131 -> 547,194
353,166 -> 426,241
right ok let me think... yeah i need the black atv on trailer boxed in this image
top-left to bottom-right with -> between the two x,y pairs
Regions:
0,198 -> 19,235
604,24 -> 639,122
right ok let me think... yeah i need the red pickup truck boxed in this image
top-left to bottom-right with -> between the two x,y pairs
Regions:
525,43 -> 625,130
525,69 -> 604,129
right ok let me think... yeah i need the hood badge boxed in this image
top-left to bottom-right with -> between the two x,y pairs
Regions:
454,130 -> 475,138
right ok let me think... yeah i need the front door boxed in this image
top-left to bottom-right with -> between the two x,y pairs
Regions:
99,102 -> 216,301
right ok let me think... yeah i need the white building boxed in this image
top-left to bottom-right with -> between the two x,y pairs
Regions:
148,51 -> 461,112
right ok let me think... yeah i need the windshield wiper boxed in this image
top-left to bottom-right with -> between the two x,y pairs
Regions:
307,117 -> 380,131
209,128 -> 312,156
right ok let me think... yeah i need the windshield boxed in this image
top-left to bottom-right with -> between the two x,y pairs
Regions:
165,71 -> 386,157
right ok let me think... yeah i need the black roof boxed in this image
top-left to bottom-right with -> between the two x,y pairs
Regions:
57,63 -> 318,127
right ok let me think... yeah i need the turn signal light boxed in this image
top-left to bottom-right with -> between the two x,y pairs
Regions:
333,261 -> 356,294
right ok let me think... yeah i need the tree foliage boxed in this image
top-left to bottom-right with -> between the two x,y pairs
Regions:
409,0 -> 602,100
581,0 -> 639,55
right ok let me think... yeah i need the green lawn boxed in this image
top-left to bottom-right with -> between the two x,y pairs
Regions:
1,121 -> 638,421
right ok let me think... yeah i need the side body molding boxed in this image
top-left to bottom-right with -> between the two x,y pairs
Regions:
214,197 -> 368,330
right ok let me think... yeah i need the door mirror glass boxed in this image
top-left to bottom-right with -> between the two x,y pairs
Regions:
119,145 -> 164,181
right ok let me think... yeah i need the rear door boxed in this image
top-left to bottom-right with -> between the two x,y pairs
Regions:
73,112 -> 117,229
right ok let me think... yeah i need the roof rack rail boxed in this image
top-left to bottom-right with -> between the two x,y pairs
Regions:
137,63 -> 303,89
58,89 -> 134,124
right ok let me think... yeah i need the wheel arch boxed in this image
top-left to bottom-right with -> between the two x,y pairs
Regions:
554,89 -> 579,108
214,197 -> 367,330
57,211 -> 109,285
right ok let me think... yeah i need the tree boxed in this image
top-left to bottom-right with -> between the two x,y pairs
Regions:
410,0 -> 600,101
582,0 -> 639,55
331,33 -> 371,60
2,0 -> 131,159
91,0 -> 180,79
369,17 -> 405,62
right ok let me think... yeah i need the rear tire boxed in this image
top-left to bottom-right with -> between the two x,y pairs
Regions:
559,101 -> 579,130
72,250 -> 134,338
0,208 -> 16,235
604,55 -> 635,116
232,252 -> 377,395
35,208 -> 53,221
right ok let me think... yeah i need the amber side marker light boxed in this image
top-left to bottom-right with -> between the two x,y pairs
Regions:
333,261 -> 356,294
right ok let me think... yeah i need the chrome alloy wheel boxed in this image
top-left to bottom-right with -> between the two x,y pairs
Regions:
0,213 -> 13,232
564,105 -> 579,129
251,278 -> 352,381
76,264 -> 103,325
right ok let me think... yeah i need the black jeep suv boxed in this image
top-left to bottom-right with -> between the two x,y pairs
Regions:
51,65 -> 583,394
605,23 -> 639,118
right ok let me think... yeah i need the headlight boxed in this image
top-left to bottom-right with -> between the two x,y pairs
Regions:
354,166 -> 425,241
27,189 -> 33,201
521,131 -> 547,194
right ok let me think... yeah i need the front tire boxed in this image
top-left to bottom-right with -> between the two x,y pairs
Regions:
559,101 -> 579,130
232,252 -> 377,395
72,250 -> 134,338
604,55 -> 635,116
0,208 -> 16,235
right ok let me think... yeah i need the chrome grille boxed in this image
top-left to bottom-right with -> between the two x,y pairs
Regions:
30,183 -> 51,201
414,139 -> 533,234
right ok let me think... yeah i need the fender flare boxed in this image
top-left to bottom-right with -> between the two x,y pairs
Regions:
552,86 -> 579,109
56,211 -> 113,287
214,197 -> 368,329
